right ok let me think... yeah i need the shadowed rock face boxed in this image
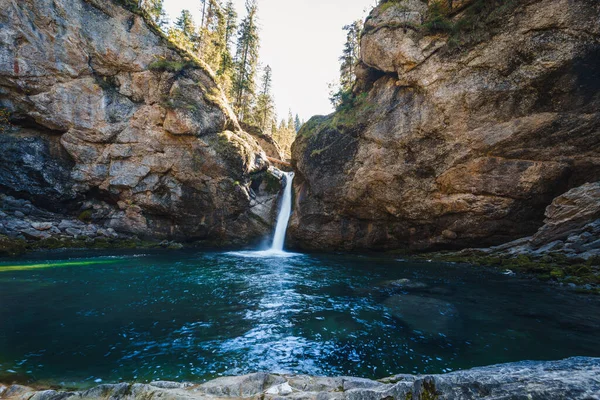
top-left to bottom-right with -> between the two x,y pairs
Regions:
0,0 -> 281,244
479,181 -> 600,259
1,357 -> 599,400
289,0 -> 600,251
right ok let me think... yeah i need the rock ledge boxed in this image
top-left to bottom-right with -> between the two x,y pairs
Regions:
1,357 -> 599,400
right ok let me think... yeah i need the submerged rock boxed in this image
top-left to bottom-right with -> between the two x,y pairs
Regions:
1,358 -> 599,400
383,295 -> 459,336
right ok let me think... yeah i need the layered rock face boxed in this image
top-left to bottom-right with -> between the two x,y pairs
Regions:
0,0 -> 281,244
290,0 -> 600,251
483,181 -> 600,259
2,358 -> 599,400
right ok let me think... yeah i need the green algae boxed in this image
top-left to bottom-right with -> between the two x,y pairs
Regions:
424,251 -> 600,289
0,259 -> 121,273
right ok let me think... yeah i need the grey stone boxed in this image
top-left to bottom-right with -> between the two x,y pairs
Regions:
31,222 -> 53,231
20,228 -> 51,240
1,358 -> 599,400
58,220 -> 83,230
65,228 -> 82,237
13,211 -> 25,218
5,220 -> 30,230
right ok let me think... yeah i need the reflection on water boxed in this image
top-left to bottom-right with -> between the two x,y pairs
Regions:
0,250 -> 599,387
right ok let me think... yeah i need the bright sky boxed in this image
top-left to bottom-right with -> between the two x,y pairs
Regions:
163,0 -> 377,121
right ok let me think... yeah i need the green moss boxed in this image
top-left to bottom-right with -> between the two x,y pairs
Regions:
78,210 -> 93,223
301,92 -> 374,143
411,0 -> 521,53
263,172 -> 281,194
0,235 -> 27,257
0,107 -> 14,133
149,58 -> 195,73
421,378 -> 439,400
427,250 -> 600,288
550,268 -> 565,279
0,234 -> 186,258
422,2 -> 453,34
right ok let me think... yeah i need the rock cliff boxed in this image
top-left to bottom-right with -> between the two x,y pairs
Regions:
475,181 -> 600,260
1,357 -> 599,400
290,0 -> 600,251
0,0 -> 281,245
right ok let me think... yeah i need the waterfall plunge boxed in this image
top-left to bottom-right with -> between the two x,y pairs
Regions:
226,171 -> 297,258
270,171 -> 294,252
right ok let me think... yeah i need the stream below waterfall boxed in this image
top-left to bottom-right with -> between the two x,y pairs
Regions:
1,249 -> 599,387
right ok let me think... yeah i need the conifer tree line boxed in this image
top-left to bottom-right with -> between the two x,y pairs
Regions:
139,0 -> 303,159
330,20 -> 363,109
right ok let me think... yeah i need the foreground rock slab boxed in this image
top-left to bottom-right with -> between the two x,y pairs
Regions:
1,357 -> 599,400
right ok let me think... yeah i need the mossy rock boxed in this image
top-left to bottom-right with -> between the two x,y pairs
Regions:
78,210 -> 93,223
0,235 -> 28,257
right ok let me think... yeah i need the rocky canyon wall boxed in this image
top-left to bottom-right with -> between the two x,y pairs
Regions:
290,0 -> 600,251
0,0 -> 281,245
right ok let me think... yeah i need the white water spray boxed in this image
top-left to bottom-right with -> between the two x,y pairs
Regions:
226,171 -> 298,258
270,171 -> 294,252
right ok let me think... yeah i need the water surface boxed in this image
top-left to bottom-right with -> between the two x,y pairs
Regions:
0,250 -> 599,387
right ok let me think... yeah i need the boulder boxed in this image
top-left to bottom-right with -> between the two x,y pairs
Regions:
31,222 -> 53,231
532,182 -> 600,245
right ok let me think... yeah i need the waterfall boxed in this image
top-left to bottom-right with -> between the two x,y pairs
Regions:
270,171 -> 294,252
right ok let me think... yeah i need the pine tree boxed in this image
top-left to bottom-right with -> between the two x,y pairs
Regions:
330,20 -> 363,109
141,0 -> 168,28
224,1 -> 238,52
287,109 -> 294,130
294,114 -> 302,133
175,10 -> 196,41
269,110 -> 297,159
202,0 -> 226,69
232,0 -> 260,123
254,65 -> 276,132
339,20 -> 362,92
169,9 -> 199,53
199,0 -> 207,41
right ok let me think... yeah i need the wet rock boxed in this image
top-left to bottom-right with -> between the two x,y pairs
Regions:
13,211 -> 24,218
383,295 -> 459,336
382,279 -> 428,290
